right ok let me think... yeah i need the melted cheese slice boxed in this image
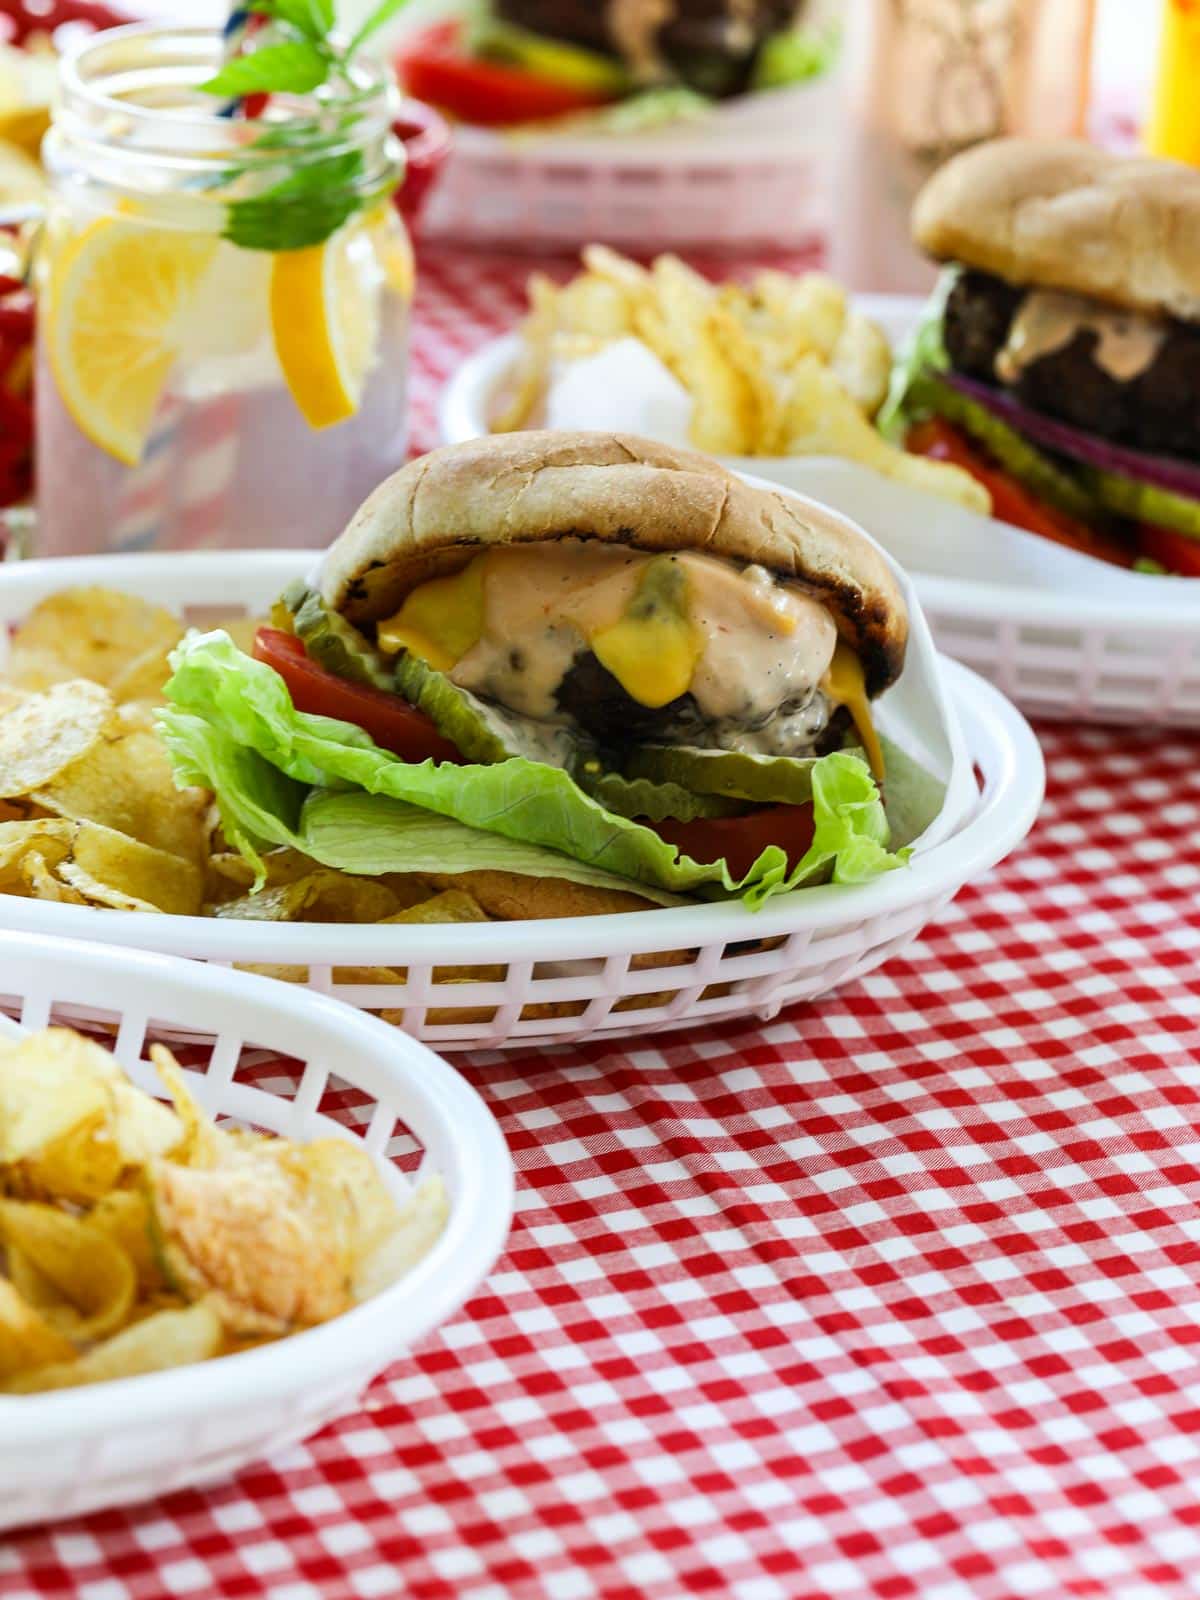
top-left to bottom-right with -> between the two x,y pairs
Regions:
823,640 -> 885,781
377,558 -> 486,672
373,547 -> 884,779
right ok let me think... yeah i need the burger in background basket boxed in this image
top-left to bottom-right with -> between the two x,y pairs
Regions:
884,138 -> 1200,578
394,0 -> 837,133
160,431 -> 948,917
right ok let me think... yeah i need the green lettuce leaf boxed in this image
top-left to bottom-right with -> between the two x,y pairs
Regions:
752,24 -> 840,89
165,713 -> 684,904
877,268 -> 958,442
162,632 -> 913,908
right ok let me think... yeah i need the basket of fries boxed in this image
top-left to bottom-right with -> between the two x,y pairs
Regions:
0,928 -> 512,1529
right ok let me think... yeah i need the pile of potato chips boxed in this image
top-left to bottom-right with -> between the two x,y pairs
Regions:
494,245 -> 988,513
0,1025 -> 447,1393
0,586 -> 502,927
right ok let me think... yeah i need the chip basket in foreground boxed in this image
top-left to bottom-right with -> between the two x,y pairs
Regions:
0,931 -> 513,1531
0,551 -> 1044,1051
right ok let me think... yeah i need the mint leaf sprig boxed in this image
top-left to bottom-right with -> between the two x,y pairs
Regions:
199,0 -> 413,251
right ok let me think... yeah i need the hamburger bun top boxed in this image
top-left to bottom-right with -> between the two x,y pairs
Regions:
913,138 -> 1200,322
318,431 -> 908,696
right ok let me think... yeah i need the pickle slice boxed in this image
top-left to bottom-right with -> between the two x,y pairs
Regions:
621,743 -> 823,805
572,761 -> 744,822
293,592 -> 395,690
393,651 -> 577,769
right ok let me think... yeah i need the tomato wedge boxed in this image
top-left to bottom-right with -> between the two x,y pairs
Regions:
1137,523 -> 1200,578
396,22 -> 616,126
253,629 -> 463,765
647,805 -> 816,880
907,417 -> 1134,567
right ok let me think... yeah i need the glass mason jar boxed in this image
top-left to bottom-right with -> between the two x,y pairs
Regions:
35,23 -> 413,556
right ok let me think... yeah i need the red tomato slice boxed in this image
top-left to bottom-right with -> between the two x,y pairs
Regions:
1137,523 -> 1200,577
396,22 -> 615,126
647,805 -> 816,880
907,417 -> 1134,568
252,629 -> 462,766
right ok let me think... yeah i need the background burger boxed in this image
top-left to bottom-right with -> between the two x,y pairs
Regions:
883,138 -> 1200,577
162,433 -> 933,914
394,1 -> 836,131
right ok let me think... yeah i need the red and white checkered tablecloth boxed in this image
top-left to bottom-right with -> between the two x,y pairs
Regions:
6,248 -> 1200,1600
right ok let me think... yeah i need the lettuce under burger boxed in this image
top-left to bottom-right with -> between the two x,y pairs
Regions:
882,139 -> 1200,576
162,432 -> 937,913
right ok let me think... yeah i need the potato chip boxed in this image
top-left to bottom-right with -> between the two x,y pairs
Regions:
149,1155 -> 355,1335
19,850 -> 87,904
0,1029 -> 180,1200
150,1045 -> 225,1170
0,1029 -> 112,1170
87,1190 -> 162,1293
213,868 -> 408,924
0,1200 -> 136,1341
0,680 -> 112,797
382,889 -> 490,926
105,642 -> 177,707
0,1279 -> 76,1380
0,820 -> 74,889
355,1175 -> 449,1300
31,722 -> 209,865
2,1302 -> 221,1393
58,822 -> 204,915
8,588 -> 183,691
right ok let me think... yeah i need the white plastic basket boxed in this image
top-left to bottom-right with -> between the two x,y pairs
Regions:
420,79 -> 837,251
0,930 -> 513,1530
440,311 -> 1200,728
0,545 -> 1042,1049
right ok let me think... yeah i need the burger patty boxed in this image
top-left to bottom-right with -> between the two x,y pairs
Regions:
555,649 -> 849,757
943,270 -> 1200,460
494,0 -> 801,95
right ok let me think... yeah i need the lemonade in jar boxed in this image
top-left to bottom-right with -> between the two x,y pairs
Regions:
35,17 -> 414,555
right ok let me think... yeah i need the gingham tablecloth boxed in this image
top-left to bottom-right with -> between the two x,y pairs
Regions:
5,248 -> 1200,1600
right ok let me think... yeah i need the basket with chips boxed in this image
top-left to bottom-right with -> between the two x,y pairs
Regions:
0,534 -> 1043,1051
0,927 -> 512,1529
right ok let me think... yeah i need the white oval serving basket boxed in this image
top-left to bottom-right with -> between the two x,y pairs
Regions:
0,930 -> 513,1530
440,299 -> 1200,728
0,543 -> 1042,1052
420,78 -> 836,251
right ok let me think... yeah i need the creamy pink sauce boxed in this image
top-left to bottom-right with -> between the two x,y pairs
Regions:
449,540 -> 838,735
996,289 -> 1167,384
607,0 -> 675,81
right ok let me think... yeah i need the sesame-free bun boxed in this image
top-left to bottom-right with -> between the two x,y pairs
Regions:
318,431 -> 908,696
913,138 -> 1200,322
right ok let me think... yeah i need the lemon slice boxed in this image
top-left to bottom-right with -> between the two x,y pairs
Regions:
45,218 -> 219,467
270,221 -> 382,431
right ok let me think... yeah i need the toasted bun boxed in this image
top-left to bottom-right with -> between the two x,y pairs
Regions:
319,431 -> 907,696
913,138 -> 1200,322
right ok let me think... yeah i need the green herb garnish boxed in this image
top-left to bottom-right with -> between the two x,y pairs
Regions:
199,0 -> 412,252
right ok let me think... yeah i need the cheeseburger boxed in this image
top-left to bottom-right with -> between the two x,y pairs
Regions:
395,1 -> 833,131
887,139 -> 1200,575
164,433 -> 920,911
